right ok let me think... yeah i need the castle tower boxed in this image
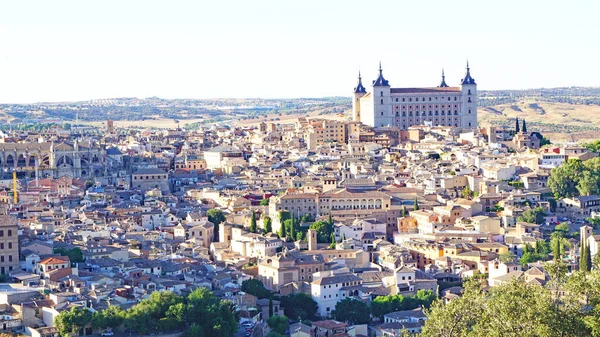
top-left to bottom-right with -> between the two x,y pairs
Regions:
372,62 -> 392,127
438,69 -> 448,87
308,229 -> 317,251
352,71 -> 367,122
460,61 -> 478,129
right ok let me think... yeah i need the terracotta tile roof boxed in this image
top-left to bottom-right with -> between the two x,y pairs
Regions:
39,256 -> 70,265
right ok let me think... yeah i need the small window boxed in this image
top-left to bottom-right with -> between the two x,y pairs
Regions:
380,91 -> 383,97
381,112 -> 384,116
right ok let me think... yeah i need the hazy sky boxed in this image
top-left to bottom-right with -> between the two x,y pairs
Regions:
0,0 -> 598,103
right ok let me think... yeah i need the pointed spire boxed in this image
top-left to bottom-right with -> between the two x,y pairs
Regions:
461,59 -> 476,85
438,68 -> 449,87
354,69 -> 366,93
516,117 -> 520,133
373,61 -> 389,87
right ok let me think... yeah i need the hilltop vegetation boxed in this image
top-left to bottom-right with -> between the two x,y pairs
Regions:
2,87 -> 600,140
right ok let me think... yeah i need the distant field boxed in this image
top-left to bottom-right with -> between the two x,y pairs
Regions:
80,117 -> 207,129
479,100 -> 600,143
234,109 -> 349,126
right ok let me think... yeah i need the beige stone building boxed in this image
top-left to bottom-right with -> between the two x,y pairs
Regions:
0,215 -> 19,274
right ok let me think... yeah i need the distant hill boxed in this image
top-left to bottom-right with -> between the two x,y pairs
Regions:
1,87 -> 600,141
477,87 -> 600,142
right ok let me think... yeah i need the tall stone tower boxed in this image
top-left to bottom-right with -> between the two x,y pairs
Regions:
581,225 -> 593,244
352,71 -> 367,122
308,229 -> 317,251
460,61 -> 478,129
372,62 -> 392,127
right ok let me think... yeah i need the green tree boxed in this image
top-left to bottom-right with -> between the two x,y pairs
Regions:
186,288 -> 238,337
581,238 -> 592,272
551,232 -> 571,261
207,209 -> 226,225
264,216 -> 272,233
267,315 -> 289,334
280,293 -> 318,321
329,232 -> 336,249
53,247 -> 85,264
92,305 -> 124,331
421,280 -> 485,337
123,308 -> 151,336
520,251 -> 535,267
583,140 -> 600,153
207,209 -> 226,241
416,290 -> 436,309
183,324 -> 205,337
555,222 -> 571,236
461,186 -> 474,199
401,206 -> 407,218
518,206 -> 547,225
260,198 -> 270,206
241,279 -> 271,299
578,171 -> 600,196
268,298 -> 274,317
587,217 -> 600,229
250,210 -> 257,233
332,298 -> 370,324
300,214 -> 313,223
414,198 -> 419,211
309,221 -> 333,243
289,217 -> 296,240
499,251 -> 516,263
535,240 -> 550,256
55,306 -> 93,337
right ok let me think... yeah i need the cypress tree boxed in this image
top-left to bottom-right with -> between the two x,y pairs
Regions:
515,117 -> 520,133
402,206 -> 407,218
264,216 -> 272,233
278,218 -> 286,238
522,119 -> 527,134
585,244 -> 592,272
414,198 -> 419,211
250,210 -> 257,233
268,298 -> 274,317
581,237 -> 591,272
290,217 -> 296,241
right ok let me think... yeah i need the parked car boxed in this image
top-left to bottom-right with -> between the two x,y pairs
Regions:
101,331 -> 114,337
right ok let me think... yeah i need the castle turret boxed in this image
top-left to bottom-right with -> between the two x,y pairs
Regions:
438,69 -> 448,87
352,71 -> 367,122
372,62 -> 392,127
460,61 -> 477,129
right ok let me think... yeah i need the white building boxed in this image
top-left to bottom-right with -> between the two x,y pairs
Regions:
311,273 -> 363,317
353,62 -> 477,130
